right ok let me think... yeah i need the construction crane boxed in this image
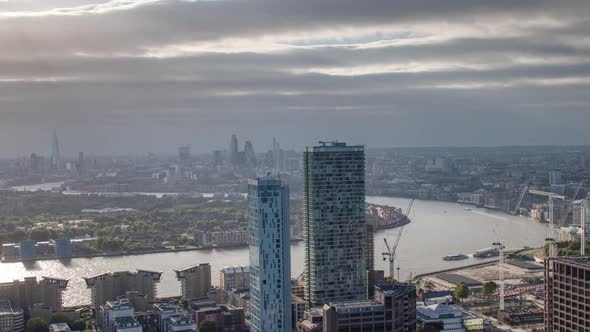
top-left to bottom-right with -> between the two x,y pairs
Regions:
382,198 -> 415,280
558,181 -> 584,226
492,242 -> 506,312
528,189 -> 566,257
511,185 -> 528,215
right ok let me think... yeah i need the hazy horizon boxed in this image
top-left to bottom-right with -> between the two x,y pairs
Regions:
1,0 -> 590,156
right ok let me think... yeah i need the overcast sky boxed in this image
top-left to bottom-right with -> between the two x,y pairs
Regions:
1,0 -> 589,156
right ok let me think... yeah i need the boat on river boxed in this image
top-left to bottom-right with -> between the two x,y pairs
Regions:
443,254 -> 469,261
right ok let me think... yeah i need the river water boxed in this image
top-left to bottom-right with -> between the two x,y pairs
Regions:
0,196 -> 547,307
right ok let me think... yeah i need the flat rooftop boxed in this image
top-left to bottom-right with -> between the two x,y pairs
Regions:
436,273 -> 481,287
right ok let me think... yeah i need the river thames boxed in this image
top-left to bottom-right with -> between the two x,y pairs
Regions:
0,196 -> 548,306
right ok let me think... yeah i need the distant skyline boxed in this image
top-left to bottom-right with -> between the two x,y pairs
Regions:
1,0 -> 590,156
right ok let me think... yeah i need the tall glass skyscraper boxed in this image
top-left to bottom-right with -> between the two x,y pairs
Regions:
303,142 -> 367,307
248,176 -> 291,332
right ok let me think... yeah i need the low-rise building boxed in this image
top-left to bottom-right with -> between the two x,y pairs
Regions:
98,298 -> 137,332
297,283 -> 417,332
19,240 -> 37,260
49,322 -> 71,332
194,304 -> 246,331
220,266 -> 250,291
416,303 -> 465,332
113,316 -> 142,332
52,238 -> 72,258
0,299 -> 24,332
167,314 -> 197,332
153,302 -> 190,332
1,243 -> 19,259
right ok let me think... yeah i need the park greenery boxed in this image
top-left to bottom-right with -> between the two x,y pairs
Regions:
481,281 -> 498,296
0,191 -> 250,252
454,282 -> 470,301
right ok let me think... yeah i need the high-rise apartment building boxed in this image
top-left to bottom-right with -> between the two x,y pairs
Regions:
220,266 -> 250,291
248,176 -> 291,332
0,276 -> 68,311
174,264 -> 211,300
303,142 -> 367,307
83,270 -> 162,308
544,256 -> 590,331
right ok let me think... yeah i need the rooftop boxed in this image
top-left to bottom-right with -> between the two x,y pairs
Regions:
552,255 -> 590,266
375,282 -> 415,296
174,263 -> 210,273
49,322 -> 70,332
222,265 -> 249,273
328,300 -> 383,314
306,141 -> 364,153
417,303 -> 463,320
113,316 -> 140,327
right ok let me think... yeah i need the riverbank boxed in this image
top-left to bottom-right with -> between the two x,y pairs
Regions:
1,196 -> 549,307
373,194 -> 518,216
1,238 -> 305,263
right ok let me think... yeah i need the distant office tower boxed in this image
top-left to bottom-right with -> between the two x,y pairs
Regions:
549,170 -> 562,186
0,300 -> 24,332
549,170 -> 565,196
230,134 -> 239,166
248,176 -> 291,332
77,152 -> 85,175
50,129 -> 61,170
303,142 -> 367,307
544,256 -> 590,331
220,266 -> 250,291
83,270 -> 162,308
178,146 -> 190,165
0,276 -> 68,311
174,264 -> 211,300
30,153 -> 41,173
273,137 -> 281,173
212,150 -> 224,167
244,140 -> 257,168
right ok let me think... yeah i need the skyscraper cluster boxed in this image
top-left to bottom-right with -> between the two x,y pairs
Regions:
229,134 -> 256,169
247,141 -> 415,332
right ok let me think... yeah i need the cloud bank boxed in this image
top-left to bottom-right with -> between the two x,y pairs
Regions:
0,0 -> 589,155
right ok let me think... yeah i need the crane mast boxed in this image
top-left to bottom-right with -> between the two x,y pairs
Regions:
529,189 -> 565,257
382,198 -> 414,280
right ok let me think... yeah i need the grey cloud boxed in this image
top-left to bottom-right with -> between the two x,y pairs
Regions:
0,0 -> 590,155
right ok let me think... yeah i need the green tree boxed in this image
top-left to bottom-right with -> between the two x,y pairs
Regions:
30,228 -> 51,241
454,282 -> 470,301
199,320 -> 217,332
70,320 -> 86,331
10,229 -> 28,242
50,312 -> 73,326
481,281 -> 497,296
26,317 -> 49,332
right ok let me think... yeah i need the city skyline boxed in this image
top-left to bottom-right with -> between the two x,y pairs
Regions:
1,1 -> 590,155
